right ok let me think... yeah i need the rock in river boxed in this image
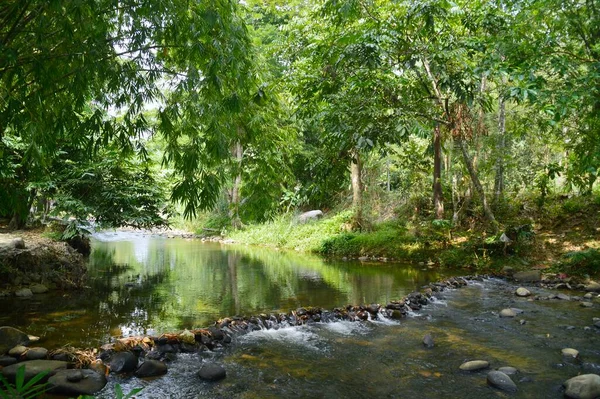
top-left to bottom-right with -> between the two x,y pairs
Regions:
8,345 -> 28,357
29,284 -> 48,294
0,326 -> 30,355
563,374 -> 600,399
1,360 -> 68,382
48,369 -> 107,396
198,363 -> 226,381
562,348 -> 579,358
423,333 -> 434,348
500,308 -> 517,318
515,287 -> 531,297
487,370 -> 518,392
25,347 -> 48,360
135,360 -> 168,378
109,351 -> 138,374
498,366 -> 518,376
15,288 -> 33,297
460,360 -> 490,371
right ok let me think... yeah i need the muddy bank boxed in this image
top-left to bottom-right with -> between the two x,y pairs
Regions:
0,233 -> 86,295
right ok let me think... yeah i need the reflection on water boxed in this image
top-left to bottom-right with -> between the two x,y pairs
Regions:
0,231 -> 455,348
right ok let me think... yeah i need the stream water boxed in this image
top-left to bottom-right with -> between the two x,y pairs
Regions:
1,232 -> 599,398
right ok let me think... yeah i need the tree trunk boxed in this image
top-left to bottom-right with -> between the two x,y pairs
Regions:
457,135 -> 497,230
433,124 -> 444,219
493,93 -> 506,206
350,149 -> 363,229
229,140 -> 243,229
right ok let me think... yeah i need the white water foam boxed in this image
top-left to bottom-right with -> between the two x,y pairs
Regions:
241,325 -> 324,352
321,320 -> 371,336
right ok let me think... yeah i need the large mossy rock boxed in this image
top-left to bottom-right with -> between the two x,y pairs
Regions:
1,360 -> 68,383
563,374 -> 600,399
48,369 -> 107,396
0,326 -> 30,355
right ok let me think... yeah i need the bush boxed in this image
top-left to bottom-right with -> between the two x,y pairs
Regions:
558,248 -> 600,276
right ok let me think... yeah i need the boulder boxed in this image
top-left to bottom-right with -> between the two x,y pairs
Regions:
459,360 -> 490,371
29,284 -> 48,294
422,334 -> 435,348
515,287 -> 531,297
15,288 -> 33,297
25,347 -> 48,360
297,210 -> 323,224
198,363 -> 226,381
584,282 -> 600,292
487,370 -> 518,392
563,374 -> 600,399
108,351 -> 138,374
0,326 -> 30,355
135,360 -> 168,378
48,369 -> 107,396
562,348 -> 579,358
513,271 -> 541,282
8,345 -> 28,357
179,329 -> 195,345
500,308 -> 517,318
1,360 -> 68,383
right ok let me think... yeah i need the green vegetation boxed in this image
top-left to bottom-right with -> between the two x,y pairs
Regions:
1,0 -> 599,274
0,366 -> 49,399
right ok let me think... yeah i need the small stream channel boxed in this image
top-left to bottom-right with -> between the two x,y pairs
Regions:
1,232 -> 599,398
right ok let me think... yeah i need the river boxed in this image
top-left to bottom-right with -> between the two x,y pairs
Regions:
0,231 -> 598,398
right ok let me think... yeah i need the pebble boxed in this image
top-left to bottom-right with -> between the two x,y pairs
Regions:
500,309 -> 516,318
515,287 -> 531,297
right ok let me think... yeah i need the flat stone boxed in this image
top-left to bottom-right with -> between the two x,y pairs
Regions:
487,370 -> 518,392
25,347 -> 48,360
1,360 -> 68,383
135,360 -> 168,378
0,326 -> 30,355
459,360 -> 490,371
515,287 -> 531,297
0,356 -> 17,366
562,348 -> 579,358
513,270 -> 541,282
29,284 -> 48,294
198,363 -> 226,381
500,308 -> 517,318
48,369 -> 107,396
563,374 -> 600,399
8,345 -> 28,357
15,288 -> 33,297
109,351 -> 138,374
498,366 -> 518,375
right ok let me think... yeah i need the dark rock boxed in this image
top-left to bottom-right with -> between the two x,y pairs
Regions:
389,310 -> 404,320
0,326 -> 30,355
109,351 -> 138,374
487,370 -> 518,392
157,344 -> 177,354
563,374 -> 600,399
135,360 -> 168,378
25,347 -> 48,360
180,343 -> 199,353
48,369 -> 107,396
52,352 -> 70,362
367,304 -> 380,314
296,308 -> 307,316
29,284 -> 48,294
423,334 -> 434,348
198,363 -> 226,381
1,360 -> 68,383
208,327 -> 224,341
0,356 -> 17,366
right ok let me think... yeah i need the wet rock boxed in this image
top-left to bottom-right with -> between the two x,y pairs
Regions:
423,334 -> 434,348
389,310 -> 404,320
515,287 -> 531,297
48,369 -> 107,396
584,293 -> 593,299
109,351 -> 138,374
208,327 -> 224,341
367,304 -> 380,314
29,284 -> 48,294
135,360 -> 168,378
500,308 -> 517,318
459,360 -> 490,371
15,288 -> 33,297
1,360 -> 68,382
584,282 -> 600,292
513,270 -> 541,282
581,302 -> 594,308
8,345 -> 28,357
556,293 -> 571,300
52,352 -> 71,362
296,308 -> 307,316
0,326 -> 30,355
595,321 -> 600,329
498,366 -> 518,375
198,363 -> 226,381
563,374 -> 600,399
562,348 -> 579,358
487,370 -> 518,392
179,329 -> 195,345
25,347 -> 48,360
0,356 -> 17,366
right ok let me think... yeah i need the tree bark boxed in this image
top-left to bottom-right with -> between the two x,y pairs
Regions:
457,135 -> 497,230
493,93 -> 506,206
350,148 -> 363,229
433,124 -> 444,219
229,140 -> 243,229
